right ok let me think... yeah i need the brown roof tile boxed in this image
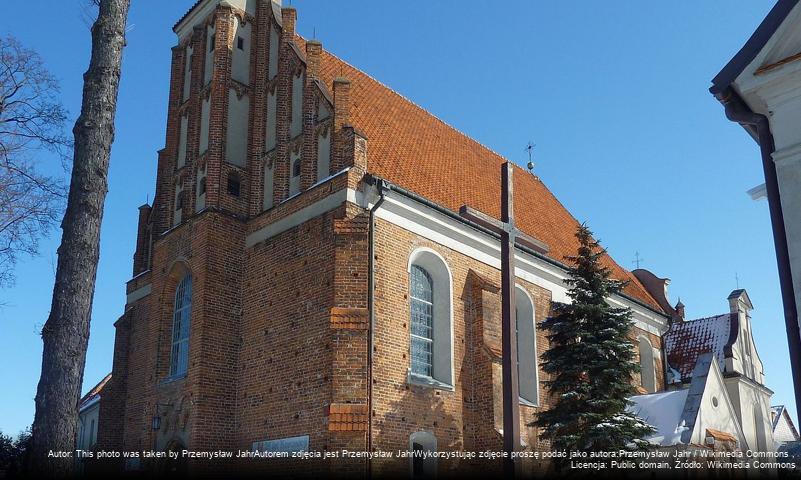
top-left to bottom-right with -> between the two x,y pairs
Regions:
78,373 -> 112,409
305,36 -> 663,312
706,428 -> 738,443
665,314 -> 736,382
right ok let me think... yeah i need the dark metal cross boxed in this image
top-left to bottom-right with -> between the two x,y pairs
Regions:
460,162 -> 549,476
633,251 -> 644,269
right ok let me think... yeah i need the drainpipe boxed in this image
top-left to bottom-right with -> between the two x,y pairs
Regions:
716,86 -> 801,424
367,178 -> 386,476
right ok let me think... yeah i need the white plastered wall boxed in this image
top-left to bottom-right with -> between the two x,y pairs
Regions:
226,89 -> 249,166
182,45 -> 193,102
688,361 -> 748,448
724,377 -> 775,451
733,2 -> 801,340
265,90 -> 277,152
289,150 -> 301,196
263,160 -> 274,210
177,115 -> 189,169
231,19 -> 251,85
290,72 -> 304,138
200,97 -> 211,154
268,25 -> 279,80
316,128 -> 331,181
203,24 -> 215,85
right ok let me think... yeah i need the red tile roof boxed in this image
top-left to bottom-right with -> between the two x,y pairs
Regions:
664,314 -> 736,382
706,428 -> 738,444
308,37 -> 663,312
78,373 -> 111,410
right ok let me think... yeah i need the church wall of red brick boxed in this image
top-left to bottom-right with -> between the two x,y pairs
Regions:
95,1 -> 669,476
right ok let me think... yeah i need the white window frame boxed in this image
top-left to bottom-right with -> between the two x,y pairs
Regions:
410,265 -> 434,377
407,247 -> 454,390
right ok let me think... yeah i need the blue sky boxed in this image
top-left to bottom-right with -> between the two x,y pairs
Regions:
0,0 -> 793,436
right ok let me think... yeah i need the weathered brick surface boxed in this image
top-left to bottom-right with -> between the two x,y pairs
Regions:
97,2 -> 667,477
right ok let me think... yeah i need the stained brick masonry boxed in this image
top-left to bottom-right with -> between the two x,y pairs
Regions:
97,1 -> 669,477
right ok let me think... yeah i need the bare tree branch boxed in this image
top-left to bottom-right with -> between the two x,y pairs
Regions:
0,35 -> 69,289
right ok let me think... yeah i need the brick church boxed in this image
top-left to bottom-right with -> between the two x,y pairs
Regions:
94,0 -> 774,476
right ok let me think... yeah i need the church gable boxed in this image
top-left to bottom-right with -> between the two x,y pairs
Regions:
664,288 -> 767,386
629,353 -> 746,449
749,2 -> 801,76
665,313 -> 735,383
773,405 -> 801,444
680,354 -> 747,448
711,0 -> 801,95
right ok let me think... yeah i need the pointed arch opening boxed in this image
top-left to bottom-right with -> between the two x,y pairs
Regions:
638,336 -> 656,393
516,285 -> 539,405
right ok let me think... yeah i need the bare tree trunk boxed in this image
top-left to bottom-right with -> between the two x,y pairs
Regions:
30,0 -> 130,476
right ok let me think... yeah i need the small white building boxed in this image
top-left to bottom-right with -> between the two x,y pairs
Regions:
629,353 -> 746,450
628,288 -> 775,452
76,374 -> 111,472
710,0 -> 801,421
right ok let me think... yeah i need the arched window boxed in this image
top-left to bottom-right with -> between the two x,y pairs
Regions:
410,265 -> 434,377
170,274 -> 192,377
408,248 -> 453,387
409,431 -> 437,478
638,336 -> 656,393
516,286 -> 538,405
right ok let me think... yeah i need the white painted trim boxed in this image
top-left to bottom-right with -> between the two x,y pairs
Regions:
79,395 -> 101,413
772,141 -> 801,166
126,284 -> 152,305
407,247 -> 455,387
130,269 -> 151,281
368,188 -> 669,336
246,188 -> 348,247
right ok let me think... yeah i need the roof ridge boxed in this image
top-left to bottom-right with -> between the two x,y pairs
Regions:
681,313 -> 731,324
308,34 -> 511,166
303,38 -> 662,311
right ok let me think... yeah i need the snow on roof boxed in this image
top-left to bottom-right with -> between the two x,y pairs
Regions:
628,389 -> 690,446
664,314 -> 735,382
78,373 -> 111,411
773,405 -> 786,430
772,405 -> 801,442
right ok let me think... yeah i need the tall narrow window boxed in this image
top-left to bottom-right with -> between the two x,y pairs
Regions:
170,274 -> 192,377
516,286 -> 538,404
408,248 -> 453,387
410,265 -> 434,377
638,336 -> 656,393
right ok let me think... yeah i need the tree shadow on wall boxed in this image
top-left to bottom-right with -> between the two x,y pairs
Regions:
373,381 -> 462,477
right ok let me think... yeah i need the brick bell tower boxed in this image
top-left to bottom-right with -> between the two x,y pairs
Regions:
100,0 -> 371,471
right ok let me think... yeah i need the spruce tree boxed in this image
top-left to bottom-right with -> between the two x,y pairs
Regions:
535,224 -> 653,455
